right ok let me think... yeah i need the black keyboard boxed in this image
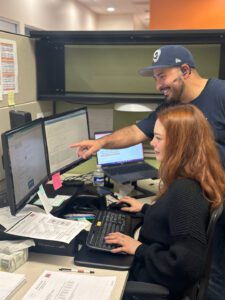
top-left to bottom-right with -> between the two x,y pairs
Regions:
106,163 -> 153,175
86,210 -> 132,253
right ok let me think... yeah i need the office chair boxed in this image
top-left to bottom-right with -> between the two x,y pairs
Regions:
123,203 -> 224,300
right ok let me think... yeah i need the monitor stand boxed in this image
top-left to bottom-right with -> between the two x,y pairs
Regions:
132,181 -> 156,197
114,181 -> 156,198
114,182 -> 134,197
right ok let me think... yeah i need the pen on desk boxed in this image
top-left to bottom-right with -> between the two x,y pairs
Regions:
59,267 -> 95,274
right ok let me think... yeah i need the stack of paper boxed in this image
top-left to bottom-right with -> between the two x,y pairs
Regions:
0,271 -> 25,300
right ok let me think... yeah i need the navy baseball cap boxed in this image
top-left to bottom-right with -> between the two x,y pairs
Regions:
139,45 -> 196,77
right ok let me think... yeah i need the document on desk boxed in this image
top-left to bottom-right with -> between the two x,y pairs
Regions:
0,205 -> 45,230
5,212 -> 88,243
22,270 -> 116,300
0,271 -> 26,300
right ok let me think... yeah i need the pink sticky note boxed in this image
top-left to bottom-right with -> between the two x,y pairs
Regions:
52,172 -> 62,190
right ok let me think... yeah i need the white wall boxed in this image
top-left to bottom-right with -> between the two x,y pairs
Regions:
97,14 -> 135,30
0,0 -> 148,32
0,0 -> 97,33
97,13 -> 148,31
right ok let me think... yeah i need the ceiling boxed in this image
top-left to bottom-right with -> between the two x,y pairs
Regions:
76,0 -> 150,28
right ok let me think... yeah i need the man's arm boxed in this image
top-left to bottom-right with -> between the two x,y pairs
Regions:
70,124 -> 148,159
102,124 -> 148,148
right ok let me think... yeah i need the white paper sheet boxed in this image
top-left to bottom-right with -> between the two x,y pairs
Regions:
0,271 -> 25,300
37,184 -> 53,214
0,205 -> 44,230
5,212 -> 88,244
22,270 -> 116,300
0,38 -> 19,94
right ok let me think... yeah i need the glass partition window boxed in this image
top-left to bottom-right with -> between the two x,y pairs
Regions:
65,44 -> 220,94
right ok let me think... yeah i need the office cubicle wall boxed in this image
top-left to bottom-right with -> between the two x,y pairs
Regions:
65,44 -> 220,94
0,31 -> 52,181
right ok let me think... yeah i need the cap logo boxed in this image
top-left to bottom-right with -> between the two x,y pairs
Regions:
175,58 -> 182,63
153,49 -> 161,63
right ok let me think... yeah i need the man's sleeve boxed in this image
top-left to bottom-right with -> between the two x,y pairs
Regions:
136,110 -> 157,139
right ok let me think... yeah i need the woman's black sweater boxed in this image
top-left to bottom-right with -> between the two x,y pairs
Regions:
129,178 -> 210,300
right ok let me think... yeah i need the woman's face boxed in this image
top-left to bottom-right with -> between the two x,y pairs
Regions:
150,119 -> 166,162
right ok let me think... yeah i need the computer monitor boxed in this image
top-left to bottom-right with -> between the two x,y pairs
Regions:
1,118 -> 49,215
44,107 -> 90,175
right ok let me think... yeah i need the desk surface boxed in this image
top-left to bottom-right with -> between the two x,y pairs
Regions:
11,178 -> 158,300
13,252 -> 129,300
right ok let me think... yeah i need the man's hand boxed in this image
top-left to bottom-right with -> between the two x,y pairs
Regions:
105,232 -> 142,255
70,139 -> 102,159
70,124 -> 147,159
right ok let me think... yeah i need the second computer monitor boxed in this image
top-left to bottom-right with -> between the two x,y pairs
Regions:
44,107 -> 90,175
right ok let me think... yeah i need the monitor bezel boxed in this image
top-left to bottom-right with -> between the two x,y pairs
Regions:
43,107 -> 90,176
1,118 -> 50,215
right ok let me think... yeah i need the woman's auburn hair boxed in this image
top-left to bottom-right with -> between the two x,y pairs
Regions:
157,104 -> 225,208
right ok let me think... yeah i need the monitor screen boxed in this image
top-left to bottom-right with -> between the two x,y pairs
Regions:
44,107 -> 90,175
95,131 -> 144,166
1,119 -> 49,215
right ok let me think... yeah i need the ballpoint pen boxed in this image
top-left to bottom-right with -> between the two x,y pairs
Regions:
59,267 -> 95,274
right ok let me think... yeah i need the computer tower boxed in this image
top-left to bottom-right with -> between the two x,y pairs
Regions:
9,110 -> 32,129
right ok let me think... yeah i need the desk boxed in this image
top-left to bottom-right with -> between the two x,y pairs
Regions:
11,179 -> 158,299
13,252 -> 129,300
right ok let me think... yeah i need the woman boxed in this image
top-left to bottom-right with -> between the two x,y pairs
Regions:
105,104 -> 225,300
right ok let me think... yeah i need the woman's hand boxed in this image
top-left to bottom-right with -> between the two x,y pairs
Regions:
105,232 -> 142,255
118,196 -> 144,213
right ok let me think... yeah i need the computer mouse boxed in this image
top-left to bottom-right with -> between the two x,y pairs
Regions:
108,202 -> 131,210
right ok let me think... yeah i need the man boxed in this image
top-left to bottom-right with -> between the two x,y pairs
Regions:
71,45 -> 225,299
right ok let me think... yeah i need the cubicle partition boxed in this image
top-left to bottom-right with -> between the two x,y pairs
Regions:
30,30 -> 225,105
0,31 -> 52,183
